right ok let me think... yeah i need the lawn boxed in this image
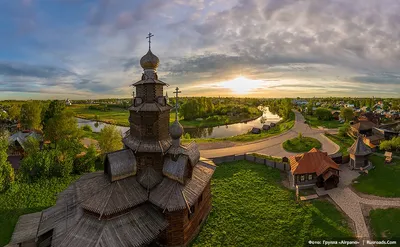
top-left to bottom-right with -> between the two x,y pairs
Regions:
353,155 -> 400,197
305,115 -> 344,129
369,208 -> 400,239
283,136 -> 322,153
0,176 -> 81,246
325,134 -> 355,156
192,160 -> 354,247
68,104 -> 262,129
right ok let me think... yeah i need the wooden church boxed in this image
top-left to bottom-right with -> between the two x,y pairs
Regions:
8,34 -> 216,247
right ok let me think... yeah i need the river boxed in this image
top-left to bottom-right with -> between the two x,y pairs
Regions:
76,106 -> 281,139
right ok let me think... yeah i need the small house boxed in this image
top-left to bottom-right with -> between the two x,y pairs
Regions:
348,136 -> 372,170
289,148 -> 340,190
350,120 -> 377,136
251,127 -> 261,134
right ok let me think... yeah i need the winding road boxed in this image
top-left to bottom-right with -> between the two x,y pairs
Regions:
200,110 -> 340,158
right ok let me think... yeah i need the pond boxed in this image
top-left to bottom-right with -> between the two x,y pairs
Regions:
76,106 -> 281,139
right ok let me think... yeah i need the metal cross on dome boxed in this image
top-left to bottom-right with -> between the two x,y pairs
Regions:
146,32 -> 154,50
174,87 -> 181,121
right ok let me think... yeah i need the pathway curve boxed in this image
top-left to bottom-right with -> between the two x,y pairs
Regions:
316,165 -> 400,240
200,110 -> 340,158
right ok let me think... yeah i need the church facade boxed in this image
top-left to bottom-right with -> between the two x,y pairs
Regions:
8,36 -> 216,247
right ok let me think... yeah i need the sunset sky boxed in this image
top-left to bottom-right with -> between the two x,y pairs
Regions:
1,0 -> 400,99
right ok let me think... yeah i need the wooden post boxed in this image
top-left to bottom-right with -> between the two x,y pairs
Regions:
296,185 -> 299,202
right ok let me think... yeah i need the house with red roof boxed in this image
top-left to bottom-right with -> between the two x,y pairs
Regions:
289,148 -> 340,190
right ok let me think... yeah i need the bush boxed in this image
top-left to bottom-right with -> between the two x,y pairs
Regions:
74,145 -> 97,174
51,153 -> 74,177
315,108 -> 332,121
82,125 -> 93,132
380,137 -> 400,152
0,133 -> 15,191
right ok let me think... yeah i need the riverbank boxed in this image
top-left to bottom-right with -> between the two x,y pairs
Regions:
183,111 -> 295,145
68,104 -> 262,129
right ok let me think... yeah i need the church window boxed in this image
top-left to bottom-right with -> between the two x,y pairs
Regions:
300,175 -> 305,182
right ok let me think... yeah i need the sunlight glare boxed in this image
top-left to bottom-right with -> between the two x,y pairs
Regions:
219,76 -> 265,94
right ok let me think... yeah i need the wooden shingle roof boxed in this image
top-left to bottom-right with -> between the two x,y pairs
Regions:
129,102 -> 172,112
123,137 -> 172,154
58,204 -> 168,247
348,136 -> 372,156
9,212 -> 42,244
81,176 -> 147,218
162,155 -> 190,184
149,160 -> 216,212
105,149 -> 137,182
137,165 -> 163,191
289,148 -> 339,175
351,120 -> 376,131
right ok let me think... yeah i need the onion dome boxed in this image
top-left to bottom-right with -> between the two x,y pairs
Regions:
169,120 -> 184,140
140,49 -> 160,70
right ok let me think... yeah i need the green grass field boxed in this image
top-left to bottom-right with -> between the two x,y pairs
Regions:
67,104 -> 261,128
370,208 -> 400,239
192,161 -> 354,247
325,134 -> 354,156
0,176 -> 81,246
283,136 -> 322,153
353,155 -> 400,197
305,115 -> 344,129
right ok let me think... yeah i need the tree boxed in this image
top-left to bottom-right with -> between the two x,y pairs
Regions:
340,107 -> 354,122
98,125 -> 123,154
0,131 -> 15,191
8,104 -> 21,121
20,101 -> 42,130
338,123 -> 350,137
42,100 -> 66,126
44,111 -> 82,147
74,145 -> 97,174
315,108 -> 332,121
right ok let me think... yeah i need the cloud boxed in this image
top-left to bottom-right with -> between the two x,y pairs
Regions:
2,0 -> 400,99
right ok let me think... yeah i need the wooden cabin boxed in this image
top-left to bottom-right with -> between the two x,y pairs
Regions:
289,148 -> 340,190
8,46 -> 216,247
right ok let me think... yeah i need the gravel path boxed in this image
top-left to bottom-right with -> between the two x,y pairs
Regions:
317,165 -> 400,239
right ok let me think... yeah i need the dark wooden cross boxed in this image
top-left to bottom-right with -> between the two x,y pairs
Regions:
174,87 -> 181,121
146,32 -> 154,50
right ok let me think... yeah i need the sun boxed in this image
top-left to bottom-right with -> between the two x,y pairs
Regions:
219,76 -> 264,94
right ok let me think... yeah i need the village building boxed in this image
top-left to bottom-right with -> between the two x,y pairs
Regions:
331,111 -> 340,120
8,35 -> 216,247
350,119 -> 377,137
289,148 -> 340,190
348,136 -> 372,170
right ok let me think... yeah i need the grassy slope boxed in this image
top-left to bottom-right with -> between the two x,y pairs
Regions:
370,208 -> 400,239
192,161 -> 354,247
0,176 -> 81,246
353,155 -> 400,197
305,115 -> 344,129
68,104 -> 261,128
283,136 -> 322,153
325,134 -> 354,156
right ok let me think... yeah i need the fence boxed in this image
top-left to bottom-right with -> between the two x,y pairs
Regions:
211,153 -> 290,171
